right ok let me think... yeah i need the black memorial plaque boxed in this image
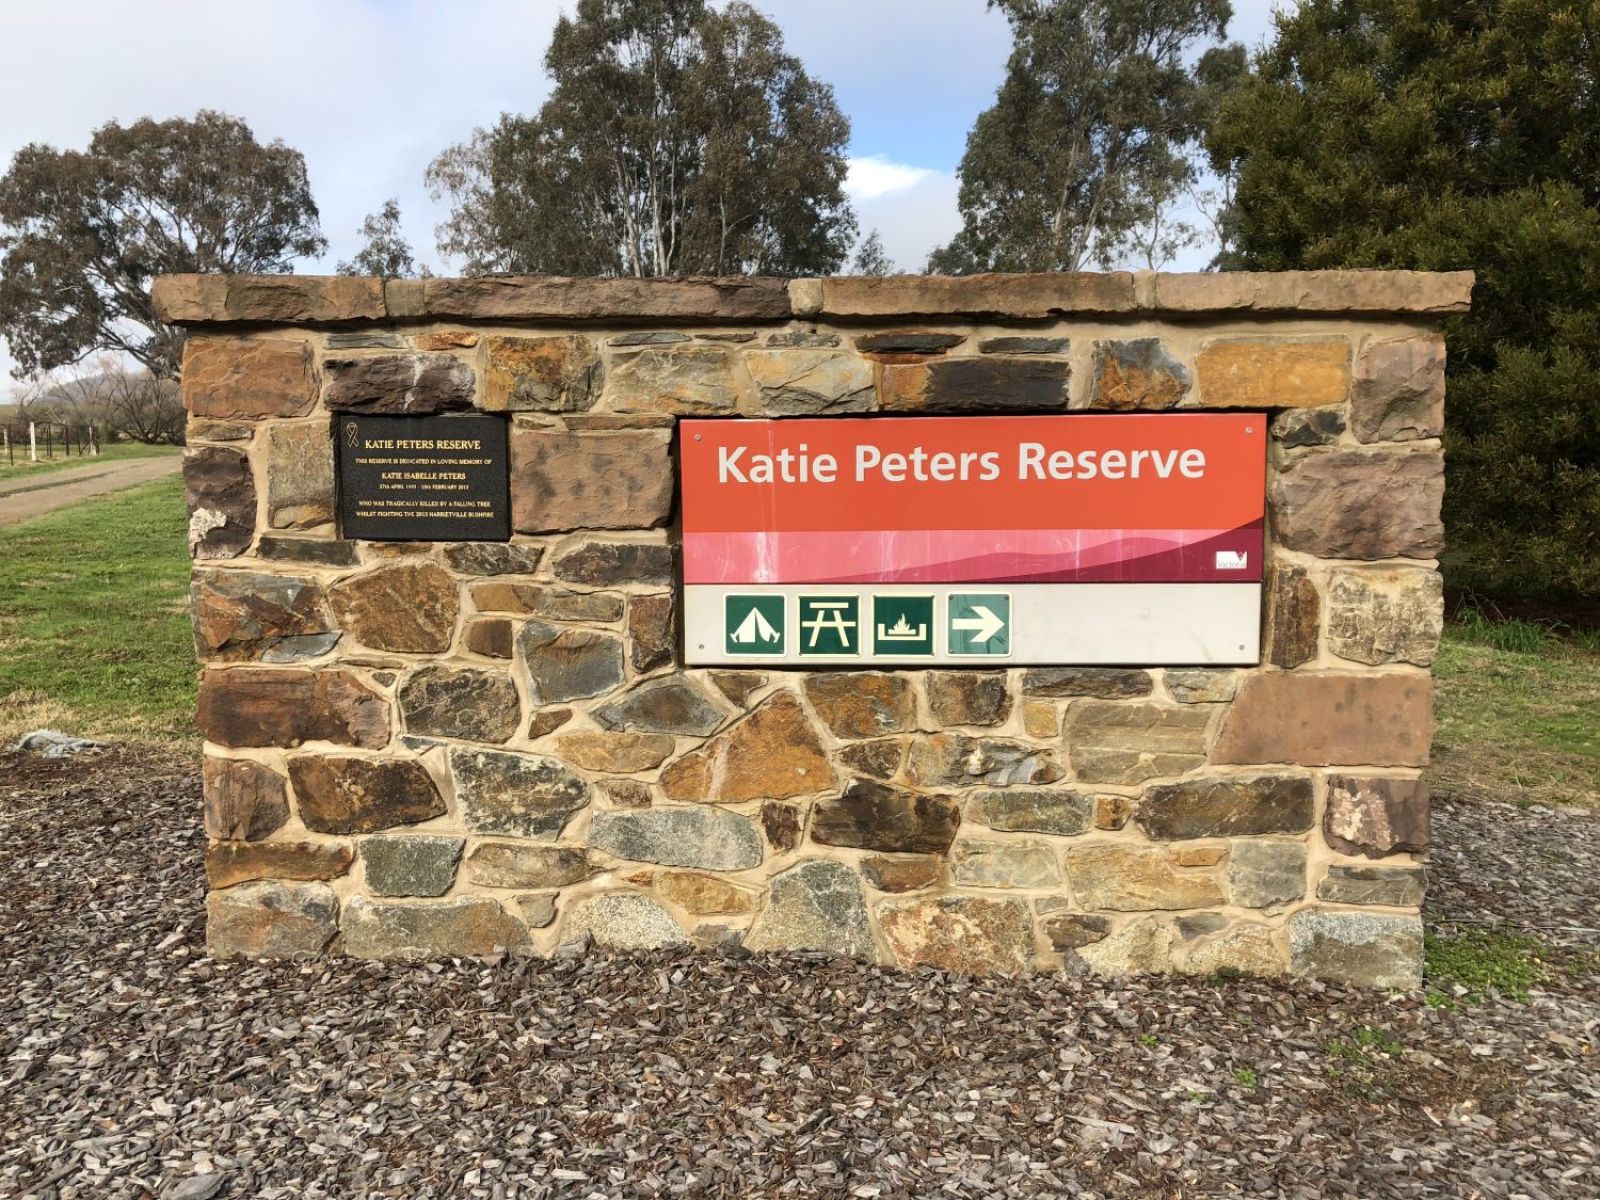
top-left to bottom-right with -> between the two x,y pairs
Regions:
337,414 -> 511,542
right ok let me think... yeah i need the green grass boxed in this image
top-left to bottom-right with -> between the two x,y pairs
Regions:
0,441 -> 178,483
1432,618 -> 1600,807
0,475 -> 195,744
1423,930 -> 1549,1002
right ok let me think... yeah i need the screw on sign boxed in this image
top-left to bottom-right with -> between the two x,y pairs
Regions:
948,593 -> 1011,656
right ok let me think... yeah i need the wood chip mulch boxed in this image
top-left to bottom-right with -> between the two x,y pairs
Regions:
1,748 -> 1596,1199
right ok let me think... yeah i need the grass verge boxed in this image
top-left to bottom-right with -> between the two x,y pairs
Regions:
0,475 -> 194,745
1432,620 -> 1600,808
0,441 -> 178,484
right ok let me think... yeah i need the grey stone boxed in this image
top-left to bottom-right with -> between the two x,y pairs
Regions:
1317,865 -> 1428,907
1042,913 -> 1111,953
207,881 -> 338,958
360,835 -> 464,897
1176,912 -> 1229,940
1023,667 -> 1153,699
444,543 -> 543,576
588,808 -> 763,870
970,789 -> 1094,836
745,859 -> 873,958
746,350 -> 875,415
1288,910 -> 1423,989
765,330 -> 840,347
564,893 -> 688,949
398,666 -> 522,743
1136,774 -> 1315,840
261,633 -> 341,663
1273,407 -> 1347,448
1326,568 -> 1444,666
341,896 -> 529,958
463,843 -> 596,889
552,540 -> 673,586
518,620 -> 626,704
448,747 -> 590,839
609,332 -> 690,346
951,839 -> 1060,888
184,446 -> 256,559
1091,338 -> 1192,409
1164,669 -> 1239,704
1227,840 -> 1307,908
512,893 -> 558,929
855,331 -> 965,353
256,536 -> 359,567
593,677 -> 725,736
979,336 -> 1068,355
324,354 -> 475,414
904,734 -> 1062,788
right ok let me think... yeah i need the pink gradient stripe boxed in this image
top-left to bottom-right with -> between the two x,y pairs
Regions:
683,526 -> 1265,585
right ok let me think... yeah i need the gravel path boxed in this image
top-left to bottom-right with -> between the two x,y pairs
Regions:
2,749 -> 1596,1199
0,455 -> 182,527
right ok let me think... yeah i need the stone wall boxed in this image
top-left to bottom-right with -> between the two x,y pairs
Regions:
157,269 -> 1469,986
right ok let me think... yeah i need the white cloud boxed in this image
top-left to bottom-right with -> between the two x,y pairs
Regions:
852,170 -> 962,273
845,155 -> 935,202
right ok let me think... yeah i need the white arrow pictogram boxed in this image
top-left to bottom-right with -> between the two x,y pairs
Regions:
952,605 -> 1005,643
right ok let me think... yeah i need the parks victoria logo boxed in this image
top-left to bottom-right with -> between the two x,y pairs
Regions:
724,595 -> 785,656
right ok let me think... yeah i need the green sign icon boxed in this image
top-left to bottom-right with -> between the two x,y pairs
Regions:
798,595 -> 860,656
725,594 -> 786,656
871,595 -> 935,656
948,592 -> 1012,656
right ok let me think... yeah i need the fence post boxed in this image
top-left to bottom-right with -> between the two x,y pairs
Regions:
29,421 -> 37,462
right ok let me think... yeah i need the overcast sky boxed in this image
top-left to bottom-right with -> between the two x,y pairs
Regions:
0,0 -> 1288,389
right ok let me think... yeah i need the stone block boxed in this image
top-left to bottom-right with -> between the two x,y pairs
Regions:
202,756 -> 290,840
323,353 -> 475,414
1196,337 -> 1350,408
1213,673 -> 1433,767
342,896 -> 529,958
1317,864 -> 1427,907
449,747 -> 590,839
288,754 -> 446,834
329,564 -> 459,653
509,427 -> 673,533
606,346 -> 749,415
1094,794 -> 1133,830
183,336 -> 317,419
188,418 -> 255,442
1326,568 -> 1444,666
979,336 -> 1068,355
951,839 -> 1060,888
360,835 -> 464,897
256,536 -> 359,568
1022,667 -> 1153,699
803,672 -> 915,739
627,592 -> 676,673
1064,702 -> 1211,784
1324,775 -> 1430,858
512,893 -> 558,928
564,893 -> 688,949
420,276 -> 792,322
1184,924 -> 1285,977
463,842 -> 596,888
1227,840 -> 1307,908
655,871 -> 762,915
970,789 -> 1093,836
1272,407 -> 1346,449
1265,564 -> 1321,669
198,668 -> 389,749
471,583 -> 623,622
854,331 -> 965,354
761,801 -> 803,852
904,734 -> 1061,788
598,778 -> 654,808
1352,335 -> 1445,443
594,677 -> 725,736
810,779 -> 961,853
746,859 -> 873,957
518,621 -> 626,704
444,542 -> 544,576
1067,845 -> 1226,911
1288,910 -> 1422,989
660,692 -> 831,801
1022,699 -> 1060,739
184,446 -> 256,559
839,737 -> 905,781
1164,669 -> 1239,704
860,855 -> 942,893
484,335 -> 603,412
553,732 -> 676,773
1090,339 -> 1191,409
881,357 -> 1070,413
397,665 -> 522,742
746,349 -> 874,414
192,571 -> 336,663
1076,917 -> 1176,976
1270,448 -> 1444,559
552,539 -> 673,586
588,807 -> 763,870
207,881 -> 338,958
264,422 -> 334,530
711,671 -> 767,707
925,671 -> 1011,726
204,841 -> 354,889
155,274 -> 385,323
817,274 -> 1137,319
463,618 -> 515,658
1136,774 -> 1315,840
878,896 -> 1035,973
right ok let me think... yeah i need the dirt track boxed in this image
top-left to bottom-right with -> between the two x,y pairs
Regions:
0,454 -> 182,527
